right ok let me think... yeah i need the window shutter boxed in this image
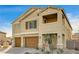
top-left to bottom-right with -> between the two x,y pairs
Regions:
26,22 -> 28,29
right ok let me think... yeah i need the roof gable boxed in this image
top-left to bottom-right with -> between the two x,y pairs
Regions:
39,7 -> 61,15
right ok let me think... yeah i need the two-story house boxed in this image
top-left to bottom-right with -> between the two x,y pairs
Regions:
12,7 -> 72,50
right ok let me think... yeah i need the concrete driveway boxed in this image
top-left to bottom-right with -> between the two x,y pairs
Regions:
5,47 -> 43,54
1,46 -> 79,54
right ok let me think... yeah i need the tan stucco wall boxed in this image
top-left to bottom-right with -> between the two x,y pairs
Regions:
12,9 -> 41,35
12,8 -> 72,49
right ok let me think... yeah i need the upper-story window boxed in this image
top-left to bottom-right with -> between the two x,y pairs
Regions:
43,13 -> 57,23
25,20 -> 37,29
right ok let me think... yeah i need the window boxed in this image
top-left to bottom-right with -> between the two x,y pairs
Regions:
25,20 -> 37,29
29,21 -> 32,29
43,13 -> 57,23
33,20 -> 37,28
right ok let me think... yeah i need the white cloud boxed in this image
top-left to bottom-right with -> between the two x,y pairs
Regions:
67,13 -> 79,33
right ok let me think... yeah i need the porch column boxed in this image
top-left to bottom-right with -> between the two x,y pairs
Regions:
21,36 -> 24,47
38,34 -> 43,49
64,36 -> 66,48
57,33 -> 63,49
13,37 -> 15,47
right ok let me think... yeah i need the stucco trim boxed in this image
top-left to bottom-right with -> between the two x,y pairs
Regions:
13,32 -> 39,35
38,7 -> 60,14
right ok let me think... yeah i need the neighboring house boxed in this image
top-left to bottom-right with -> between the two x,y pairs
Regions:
12,7 -> 72,50
0,31 -> 7,47
72,33 -> 79,40
67,33 -> 79,50
67,33 -> 79,49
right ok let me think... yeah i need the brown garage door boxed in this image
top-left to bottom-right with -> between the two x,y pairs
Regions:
25,36 -> 38,48
15,37 -> 21,47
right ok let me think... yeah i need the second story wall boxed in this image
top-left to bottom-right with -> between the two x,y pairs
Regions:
20,9 -> 40,33
12,7 -> 72,39
62,15 -> 72,40
38,8 -> 64,33
12,8 -> 42,34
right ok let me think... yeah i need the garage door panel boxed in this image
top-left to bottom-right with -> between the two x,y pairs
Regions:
25,36 -> 38,48
15,37 -> 21,47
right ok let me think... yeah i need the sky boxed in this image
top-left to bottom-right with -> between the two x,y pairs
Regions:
0,5 -> 79,37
